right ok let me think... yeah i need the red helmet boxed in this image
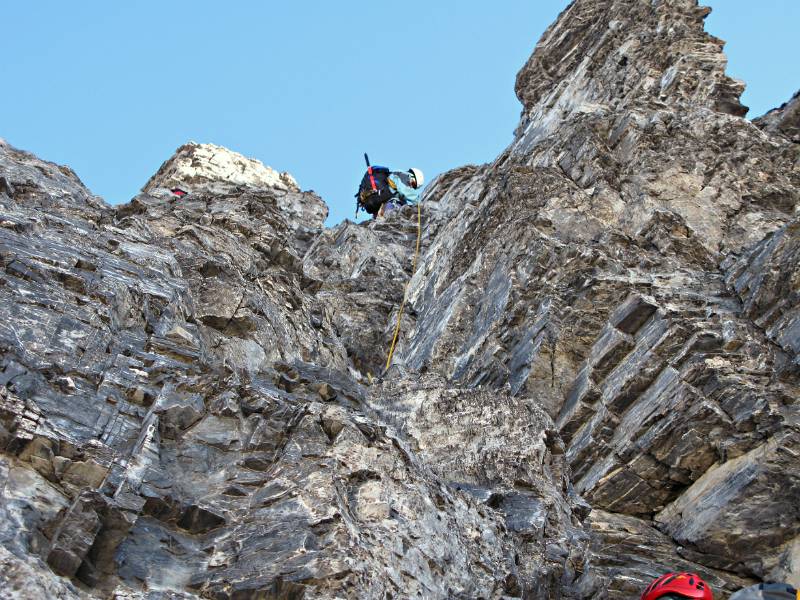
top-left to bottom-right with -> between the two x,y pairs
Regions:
641,573 -> 714,600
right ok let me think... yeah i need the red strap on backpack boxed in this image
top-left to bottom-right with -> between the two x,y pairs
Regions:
368,166 -> 378,192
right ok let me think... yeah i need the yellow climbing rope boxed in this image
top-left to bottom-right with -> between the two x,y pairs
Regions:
384,201 -> 422,372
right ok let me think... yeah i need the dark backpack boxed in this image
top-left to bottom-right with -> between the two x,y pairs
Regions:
356,166 -> 395,215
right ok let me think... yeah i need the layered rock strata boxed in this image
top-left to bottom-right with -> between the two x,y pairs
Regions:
0,0 -> 798,598
387,0 -> 799,592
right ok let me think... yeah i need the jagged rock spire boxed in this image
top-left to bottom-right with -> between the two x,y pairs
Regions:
500,0 -> 796,256
513,0 -> 746,150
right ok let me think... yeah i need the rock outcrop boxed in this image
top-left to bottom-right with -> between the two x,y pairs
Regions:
144,142 -> 300,194
1,0 -> 798,598
755,90 -> 800,143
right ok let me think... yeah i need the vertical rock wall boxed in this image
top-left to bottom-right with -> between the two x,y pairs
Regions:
389,0 -> 799,594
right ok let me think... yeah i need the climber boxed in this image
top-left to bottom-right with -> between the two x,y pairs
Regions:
641,572 -> 714,600
729,583 -> 799,600
356,162 -> 424,219
380,168 -> 423,217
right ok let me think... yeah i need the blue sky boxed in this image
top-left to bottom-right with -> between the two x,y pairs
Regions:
2,2 -> 797,225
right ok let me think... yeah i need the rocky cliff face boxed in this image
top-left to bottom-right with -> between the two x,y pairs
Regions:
0,1 -> 798,598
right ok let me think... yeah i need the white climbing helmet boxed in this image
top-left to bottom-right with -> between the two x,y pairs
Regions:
408,168 -> 424,188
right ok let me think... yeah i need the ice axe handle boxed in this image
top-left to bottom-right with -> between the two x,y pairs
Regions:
357,153 -> 370,218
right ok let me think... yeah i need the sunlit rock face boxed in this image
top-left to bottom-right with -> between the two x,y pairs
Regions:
143,141 -> 300,194
0,0 -> 798,598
